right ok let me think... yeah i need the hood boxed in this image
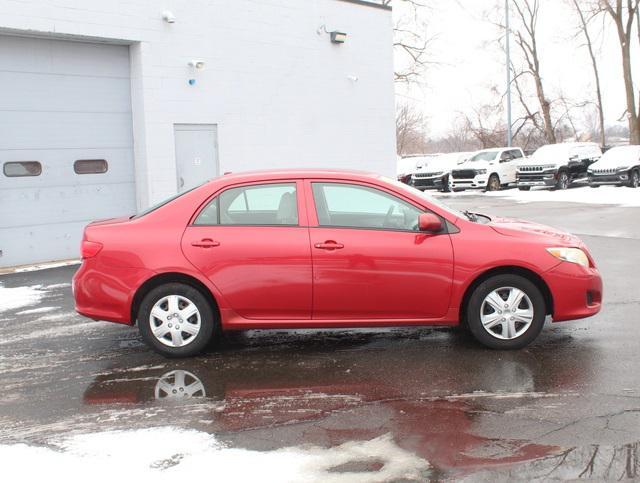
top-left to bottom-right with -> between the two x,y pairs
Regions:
489,216 -> 582,246
416,157 -> 459,172
517,156 -> 563,168
454,160 -> 493,170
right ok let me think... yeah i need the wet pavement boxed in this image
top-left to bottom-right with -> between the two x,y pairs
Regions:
1,193 -> 639,481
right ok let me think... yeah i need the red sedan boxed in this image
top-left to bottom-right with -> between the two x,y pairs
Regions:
73,170 -> 602,357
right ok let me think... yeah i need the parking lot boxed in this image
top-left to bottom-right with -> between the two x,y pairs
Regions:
1,190 -> 639,481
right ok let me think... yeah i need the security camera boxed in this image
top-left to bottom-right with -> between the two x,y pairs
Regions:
188,60 -> 205,70
162,11 -> 176,23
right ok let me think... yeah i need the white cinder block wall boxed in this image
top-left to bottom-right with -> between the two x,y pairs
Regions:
0,0 -> 396,210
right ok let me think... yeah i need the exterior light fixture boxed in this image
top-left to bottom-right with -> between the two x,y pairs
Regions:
188,60 -> 205,70
330,31 -> 347,44
162,11 -> 176,23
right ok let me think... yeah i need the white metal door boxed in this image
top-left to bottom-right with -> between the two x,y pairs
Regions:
174,124 -> 219,193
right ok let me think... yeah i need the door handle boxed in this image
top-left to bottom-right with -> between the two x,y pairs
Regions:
191,238 -> 220,248
314,241 -> 344,250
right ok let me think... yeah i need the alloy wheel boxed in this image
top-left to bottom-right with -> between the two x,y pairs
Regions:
149,295 -> 201,347
154,370 -> 206,400
480,287 -> 534,340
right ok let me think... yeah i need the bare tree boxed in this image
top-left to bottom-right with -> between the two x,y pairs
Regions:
396,103 -> 428,155
599,0 -> 640,144
510,0 -> 557,144
570,0 -> 606,146
393,0 -> 435,84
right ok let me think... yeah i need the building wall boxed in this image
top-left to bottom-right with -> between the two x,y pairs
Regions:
0,0 -> 396,210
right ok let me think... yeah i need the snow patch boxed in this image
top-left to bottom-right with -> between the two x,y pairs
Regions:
0,285 -> 48,313
16,306 -> 60,315
0,427 -> 429,482
1,259 -> 80,274
486,186 -> 640,206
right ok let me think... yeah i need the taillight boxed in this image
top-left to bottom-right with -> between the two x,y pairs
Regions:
81,240 -> 103,258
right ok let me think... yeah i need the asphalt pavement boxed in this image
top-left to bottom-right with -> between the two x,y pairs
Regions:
0,191 -> 639,481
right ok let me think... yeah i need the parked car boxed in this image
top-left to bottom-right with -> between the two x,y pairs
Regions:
73,169 -> 602,357
410,151 -> 471,192
516,142 -> 602,190
450,147 -> 525,191
587,145 -> 640,188
397,154 -> 438,185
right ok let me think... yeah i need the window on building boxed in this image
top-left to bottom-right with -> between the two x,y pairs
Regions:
3,161 -> 42,177
74,159 -> 108,174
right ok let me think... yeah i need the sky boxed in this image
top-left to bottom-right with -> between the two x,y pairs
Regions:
394,0 -> 639,138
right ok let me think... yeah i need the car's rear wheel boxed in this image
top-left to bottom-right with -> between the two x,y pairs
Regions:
486,174 -> 501,191
628,169 -> 639,188
466,274 -> 546,350
138,283 -> 218,357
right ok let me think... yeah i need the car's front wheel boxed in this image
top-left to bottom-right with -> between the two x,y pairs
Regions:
555,171 -> 569,190
486,174 -> 501,191
138,283 -> 218,357
466,274 -> 546,350
628,169 -> 639,188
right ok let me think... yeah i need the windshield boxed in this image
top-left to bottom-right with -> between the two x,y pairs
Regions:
469,151 -> 499,162
382,176 -> 466,220
599,146 -> 640,164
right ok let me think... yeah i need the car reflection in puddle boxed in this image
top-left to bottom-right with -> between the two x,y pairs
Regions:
82,332 -> 606,479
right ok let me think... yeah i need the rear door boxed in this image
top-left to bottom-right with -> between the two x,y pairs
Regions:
181,180 -> 312,320
306,180 -> 454,320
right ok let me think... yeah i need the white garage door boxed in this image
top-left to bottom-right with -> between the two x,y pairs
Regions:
0,35 -> 136,268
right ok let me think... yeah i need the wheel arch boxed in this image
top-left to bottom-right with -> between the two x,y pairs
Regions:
459,266 -> 554,325
130,272 -> 220,326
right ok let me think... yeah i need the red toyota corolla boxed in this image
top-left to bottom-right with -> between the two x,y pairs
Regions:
73,170 -> 602,357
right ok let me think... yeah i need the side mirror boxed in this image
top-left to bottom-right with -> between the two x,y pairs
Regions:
418,213 -> 443,233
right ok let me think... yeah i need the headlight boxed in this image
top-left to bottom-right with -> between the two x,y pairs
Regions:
546,247 -> 589,268
476,169 -> 487,175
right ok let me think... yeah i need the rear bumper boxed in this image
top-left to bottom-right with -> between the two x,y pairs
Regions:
73,259 -> 154,325
544,262 -> 602,322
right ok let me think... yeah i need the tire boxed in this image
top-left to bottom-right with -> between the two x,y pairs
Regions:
466,274 -> 546,350
138,283 -> 219,358
555,171 -> 569,190
486,174 -> 501,192
440,175 -> 451,192
518,186 -> 531,191
589,184 -> 599,188
628,169 -> 639,188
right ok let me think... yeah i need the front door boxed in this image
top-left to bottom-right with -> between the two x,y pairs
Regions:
307,181 -> 454,320
181,181 -> 312,320
174,124 -> 219,193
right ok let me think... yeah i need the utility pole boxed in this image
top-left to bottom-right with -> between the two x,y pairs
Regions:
505,0 -> 512,147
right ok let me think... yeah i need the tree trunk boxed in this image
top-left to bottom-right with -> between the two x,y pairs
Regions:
572,0 -> 606,146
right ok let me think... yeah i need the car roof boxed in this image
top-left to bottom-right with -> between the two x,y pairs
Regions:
212,168 -> 383,184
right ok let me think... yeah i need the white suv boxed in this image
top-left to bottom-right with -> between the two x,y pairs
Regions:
409,151 -> 471,192
450,147 -> 525,191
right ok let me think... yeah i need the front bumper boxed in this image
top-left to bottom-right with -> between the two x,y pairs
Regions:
588,173 -> 628,186
544,262 -> 602,322
449,177 -> 487,190
410,175 -> 447,190
516,172 -> 557,187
